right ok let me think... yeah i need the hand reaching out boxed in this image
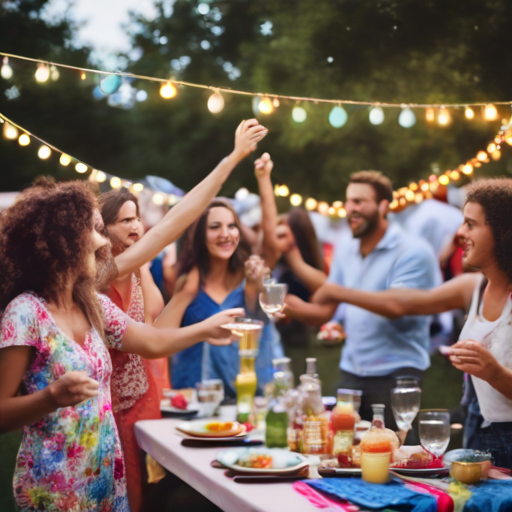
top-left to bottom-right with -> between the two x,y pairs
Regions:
204,307 -> 246,346
47,371 -> 99,408
446,340 -> 502,382
254,152 -> 273,179
244,254 -> 270,290
234,119 -> 268,160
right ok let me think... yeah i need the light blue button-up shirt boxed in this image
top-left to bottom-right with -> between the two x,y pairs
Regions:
328,222 -> 439,376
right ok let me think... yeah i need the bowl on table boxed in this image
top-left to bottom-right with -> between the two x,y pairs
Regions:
446,450 -> 492,484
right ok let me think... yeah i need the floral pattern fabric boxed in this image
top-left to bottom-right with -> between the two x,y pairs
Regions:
0,292 -> 129,512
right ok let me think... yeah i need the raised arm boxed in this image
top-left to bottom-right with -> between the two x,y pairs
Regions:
115,120 -> 268,278
140,264 -> 165,323
283,293 -> 338,326
312,272 -> 480,318
254,153 -> 281,269
283,243 -> 327,293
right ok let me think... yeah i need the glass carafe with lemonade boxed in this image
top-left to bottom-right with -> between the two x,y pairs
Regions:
331,389 -> 357,460
222,317 -> 264,423
360,404 -> 392,484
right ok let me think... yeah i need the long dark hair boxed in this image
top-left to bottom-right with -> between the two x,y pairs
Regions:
0,181 -> 104,335
286,207 -> 323,270
178,200 -> 249,284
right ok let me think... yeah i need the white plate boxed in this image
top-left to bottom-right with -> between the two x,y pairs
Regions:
390,465 -> 450,477
176,420 -> 245,438
217,447 -> 309,474
160,399 -> 200,415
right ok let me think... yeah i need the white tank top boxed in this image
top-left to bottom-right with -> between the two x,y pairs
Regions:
459,275 -> 512,422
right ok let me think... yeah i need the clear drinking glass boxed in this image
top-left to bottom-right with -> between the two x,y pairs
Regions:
419,409 -> 451,458
337,389 -> 363,414
259,283 -> 288,319
391,379 -> 421,443
221,317 -> 264,357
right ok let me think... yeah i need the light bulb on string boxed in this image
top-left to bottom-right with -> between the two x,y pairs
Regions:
477,151 -> 487,161
59,154 -> 71,166
258,96 -> 274,114
438,175 -> 450,185
465,106 -> 475,120
96,171 -> 107,183
38,145 -> 51,159
292,105 -> 307,123
305,198 -> 317,211
50,65 -> 60,81
207,90 -> 224,113
369,106 -> 384,125
487,143 -> 496,153
110,177 -> 122,189
398,106 -> 416,128
328,207 -> 335,216
437,107 -> 451,126
3,122 -> 18,140
1,57 -> 13,80
426,108 -> 435,122
338,208 -> 347,218
35,64 -> 50,83
18,134 -> 30,146
152,193 -> 165,205
75,163 -> 88,173
329,105 -> 348,128
290,193 -> 302,206
160,81 -> 177,99
492,149 -> 501,161
272,98 -> 280,107
317,202 -> 329,215
484,104 -> 498,121
100,74 -> 122,95
277,185 -> 289,197
80,72 -> 86,80
133,183 -> 144,192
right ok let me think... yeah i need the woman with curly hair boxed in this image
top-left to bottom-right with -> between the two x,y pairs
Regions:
0,181 -> 242,511
311,178 -> 512,468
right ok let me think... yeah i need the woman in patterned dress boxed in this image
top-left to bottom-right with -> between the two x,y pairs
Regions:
0,181 -> 243,511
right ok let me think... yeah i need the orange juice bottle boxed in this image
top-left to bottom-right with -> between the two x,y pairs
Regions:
360,404 -> 392,483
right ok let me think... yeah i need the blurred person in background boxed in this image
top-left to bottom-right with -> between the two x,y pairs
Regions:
99,119 -> 268,511
311,178 -> 512,468
283,171 -> 439,430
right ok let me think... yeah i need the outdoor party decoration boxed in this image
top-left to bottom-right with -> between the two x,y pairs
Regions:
100,74 -> 123,95
1,57 -> 13,80
329,106 -> 348,128
207,90 -> 225,113
369,107 -> 385,125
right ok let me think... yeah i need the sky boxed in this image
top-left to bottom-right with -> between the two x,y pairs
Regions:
42,0 -> 160,65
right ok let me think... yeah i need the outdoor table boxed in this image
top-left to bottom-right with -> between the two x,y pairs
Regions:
134,410 -> 320,512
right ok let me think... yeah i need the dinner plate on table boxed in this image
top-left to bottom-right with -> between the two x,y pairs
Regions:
176,419 -> 245,438
160,399 -> 200,418
217,447 -> 309,474
390,465 -> 450,477
318,466 -> 362,477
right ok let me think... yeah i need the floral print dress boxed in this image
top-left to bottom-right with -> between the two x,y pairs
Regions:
0,292 -> 130,512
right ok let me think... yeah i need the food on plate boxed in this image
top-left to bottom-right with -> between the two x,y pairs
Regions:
205,421 -> 235,432
237,453 -> 273,469
170,393 -> 188,410
391,446 -> 444,469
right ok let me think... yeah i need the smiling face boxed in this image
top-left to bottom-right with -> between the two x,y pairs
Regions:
457,201 -> 495,271
106,200 -> 141,250
205,206 -> 240,260
345,183 -> 382,238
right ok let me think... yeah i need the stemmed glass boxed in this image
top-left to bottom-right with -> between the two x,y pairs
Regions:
259,280 -> 288,320
418,409 -> 451,460
391,379 -> 421,445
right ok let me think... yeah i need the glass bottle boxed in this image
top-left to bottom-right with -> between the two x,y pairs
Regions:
360,404 -> 392,484
235,356 -> 257,423
331,389 -> 356,460
299,375 -> 329,455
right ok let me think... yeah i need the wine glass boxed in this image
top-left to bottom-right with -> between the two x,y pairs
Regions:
419,409 -> 451,459
391,379 -> 421,444
259,282 -> 288,320
221,317 -> 264,357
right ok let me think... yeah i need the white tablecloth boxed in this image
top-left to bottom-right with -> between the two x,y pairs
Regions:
134,415 -> 319,512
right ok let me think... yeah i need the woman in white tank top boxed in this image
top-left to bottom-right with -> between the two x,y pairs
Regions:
309,177 -> 512,468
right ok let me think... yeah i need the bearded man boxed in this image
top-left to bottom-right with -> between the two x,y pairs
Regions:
284,171 -> 439,428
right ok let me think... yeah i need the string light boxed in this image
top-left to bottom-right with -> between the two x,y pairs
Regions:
426,108 -> 435,122
38,145 -> 51,159
277,184 -> 289,197
75,162 -> 87,173
59,154 -> 71,166
328,206 -> 335,215
305,198 -> 317,211
133,183 -> 144,192
3,122 -> 18,140
50,65 -> 60,81
329,105 -> 348,128
160,81 -> 177,99
465,107 -> 475,120
338,208 -> 347,218
477,150 -> 487,161
491,149 -> 501,161
258,96 -> 274,115
110,177 -> 122,189
292,106 -> 307,123
398,107 -> 416,128
438,175 -> 450,185
96,171 -> 107,182
272,98 -> 280,107
18,134 -> 30,146
290,193 -> 302,206
207,91 -> 224,113
317,201 -> 329,214
484,104 -> 498,121
1,57 -> 13,79
80,72 -> 86,80
405,190 -> 415,201
369,106 -> 384,125
437,107 -> 451,126
152,193 -> 165,205
35,64 -> 50,83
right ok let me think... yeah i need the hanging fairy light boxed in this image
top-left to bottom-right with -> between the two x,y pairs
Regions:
75,163 -> 87,173
59,154 -> 71,166
317,201 -> 329,214
405,190 -> 415,201
438,175 -> 450,185
465,107 -> 475,120
96,171 -> 107,183
152,193 -> 165,205
258,96 -> 274,114
484,104 -> 498,121
35,63 -> 50,83
437,107 -> 452,126
207,90 -> 224,113
50,65 -> 60,81
80,72 -> 86,80
369,106 -> 384,125
305,198 -> 317,211
491,149 -> 501,161
398,106 -> 416,128
292,105 -> 307,123
329,105 -> 348,128
487,143 -> 496,153
477,150 -> 487,161
272,98 -> 280,107
338,208 -> 347,218
290,193 -> 302,206
277,185 -> 289,197
160,81 -> 177,99
38,145 -> 51,159
3,122 -> 18,140
18,134 -> 30,146
462,164 -> 473,175
1,57 -> 13,79
133,183 -> 144,192
100,74 -> 122,95
110,177 -> 122,189
426,108 -> 435,122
